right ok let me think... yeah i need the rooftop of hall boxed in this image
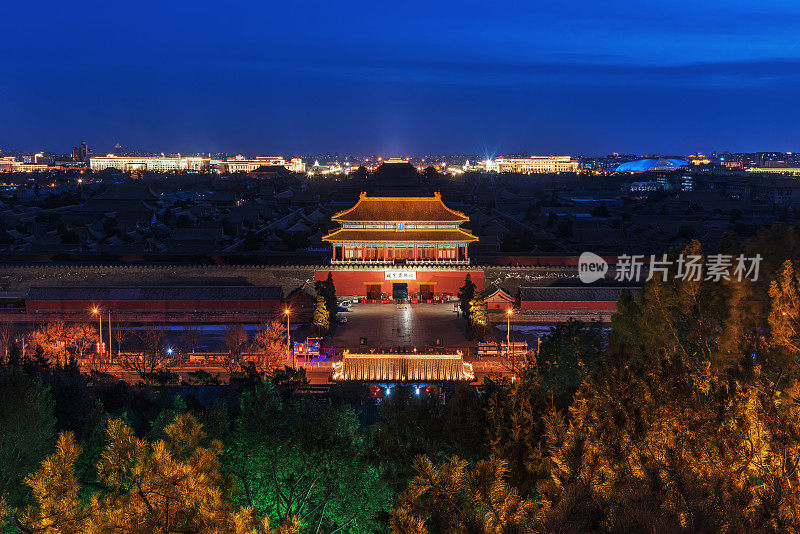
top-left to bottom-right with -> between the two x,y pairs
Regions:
331,192 -> 470,223
25,285 -> 284,302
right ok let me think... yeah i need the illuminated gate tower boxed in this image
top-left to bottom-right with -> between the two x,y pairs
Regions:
320,192 -> 483,300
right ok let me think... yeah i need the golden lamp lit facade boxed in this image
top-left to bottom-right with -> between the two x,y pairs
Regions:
332,350 -> 474,382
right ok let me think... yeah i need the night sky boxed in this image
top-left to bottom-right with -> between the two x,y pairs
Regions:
2,0 -> 799,155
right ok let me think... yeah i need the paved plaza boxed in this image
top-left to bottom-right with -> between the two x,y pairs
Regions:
325,302 -> 472,350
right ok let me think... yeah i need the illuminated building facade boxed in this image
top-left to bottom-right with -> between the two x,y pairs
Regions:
332,350 -> 474,382
487,156 -> 579,174
90,155 -> 210,172
320,192 -> 483,300
221,156 -> 306,173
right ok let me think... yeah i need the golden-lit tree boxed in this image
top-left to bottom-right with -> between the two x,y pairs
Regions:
0,320 -> 15,363
65,323 -> 97,361
468,298 -> 488,339
250,321 -> 287,374
609,240 -> 764,371
391,455 -> 537,534
769,260 -> 800,359
312,296 -> 329,334
28,321 -> 68,365
16,414 -> 299,533
536,351 -> 800,532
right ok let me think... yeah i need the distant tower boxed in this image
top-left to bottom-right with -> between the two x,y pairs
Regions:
77,141 -> 90,163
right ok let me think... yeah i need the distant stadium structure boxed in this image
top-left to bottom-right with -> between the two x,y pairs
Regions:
615,158 -> 688,172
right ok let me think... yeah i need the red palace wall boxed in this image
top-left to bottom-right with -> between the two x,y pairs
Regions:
317,269 -> 485,298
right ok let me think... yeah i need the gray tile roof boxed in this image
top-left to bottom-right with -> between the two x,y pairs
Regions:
26,286 -> 283,302
517,286 -> 639,302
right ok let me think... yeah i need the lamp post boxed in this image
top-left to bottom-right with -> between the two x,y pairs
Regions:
506,308 -> 513,346
285,308 -> 293,370
107,309 -> 112,360
92,307 -> 102,354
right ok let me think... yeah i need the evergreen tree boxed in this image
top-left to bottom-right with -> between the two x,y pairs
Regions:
15,414 -> 294,533
457,274 -> 476,322
391,455 -> 537,534
315,272 -> 337,325
0,368 -> 56,507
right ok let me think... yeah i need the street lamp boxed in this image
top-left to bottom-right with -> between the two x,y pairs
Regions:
91,307 -> 102,354
506,308 -> 513,346
285,308 -> 293,369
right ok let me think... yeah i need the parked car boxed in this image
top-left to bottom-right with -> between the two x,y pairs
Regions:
338,316 -> 348,324
339,300 -> 353,308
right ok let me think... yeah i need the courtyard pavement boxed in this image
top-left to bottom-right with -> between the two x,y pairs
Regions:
325,302 -> 472,351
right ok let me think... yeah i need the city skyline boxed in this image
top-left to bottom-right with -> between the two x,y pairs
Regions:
4,0 -> 800,154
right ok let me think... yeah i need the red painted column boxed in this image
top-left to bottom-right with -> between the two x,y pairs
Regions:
383,246 -> 388,262
464,245 -> 469,261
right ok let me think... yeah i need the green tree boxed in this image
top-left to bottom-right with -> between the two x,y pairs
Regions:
372,384 -> 487,493
457,274 -> 477,322
537,320 -> 604,407
0,368 -> 56,507
608,240 -> 759,372
227,385 -> 391,533
315,272 -> 337,325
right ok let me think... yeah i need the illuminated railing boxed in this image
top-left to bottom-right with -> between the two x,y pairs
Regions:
332,350 -> 474,382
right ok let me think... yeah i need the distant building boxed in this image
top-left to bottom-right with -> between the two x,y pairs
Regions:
0,157 -> 49,173
614,158 -> 688,172
71,141 -> 91,163
220,156 -> 305,173
90,155 -> 210,172
486,156 -> 579,174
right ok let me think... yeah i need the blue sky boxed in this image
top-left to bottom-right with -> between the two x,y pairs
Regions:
2,0 -> 799,155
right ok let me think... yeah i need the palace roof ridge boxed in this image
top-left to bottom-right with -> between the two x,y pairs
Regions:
321,227 -> 478,243
331,192 -> 469,223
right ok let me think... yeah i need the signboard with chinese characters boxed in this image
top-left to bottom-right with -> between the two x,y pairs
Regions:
396,222 -> 405,231
385,271 -> 416,280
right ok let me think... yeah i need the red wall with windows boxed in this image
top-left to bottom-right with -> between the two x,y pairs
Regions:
316,269 -> 484,298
